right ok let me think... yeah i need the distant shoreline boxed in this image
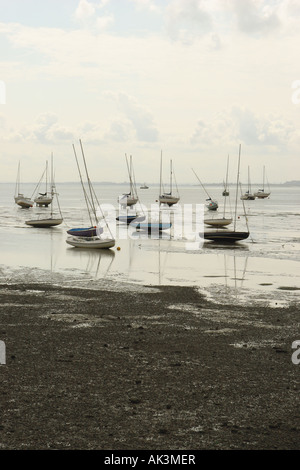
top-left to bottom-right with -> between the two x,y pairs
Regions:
1,181 -> 300,187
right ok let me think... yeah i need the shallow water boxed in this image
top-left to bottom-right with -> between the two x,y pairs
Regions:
1,182 -> 300,306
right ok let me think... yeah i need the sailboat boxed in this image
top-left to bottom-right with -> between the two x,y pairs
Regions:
222,185 -> 229,197
140,183 -> 149,189
67,142 -> 103,238
204,158 -> 232,227
222,155 -> 230,196
204,155 -> 232,227
33,161 -> 53,207
200,144 -> 250,243
131,152 -> 174,232
132,156 -> 173,232
66,140 -> 115,249
14,161 -> 34,208
159,154 -> 180,206
241,166 -> 255,200
66,236 -> 115,249
25,154 -> 63,227
116,155 -> 145,225
254,166 -> 271,198
192,168 -> 218,211
118,154 -> 138,207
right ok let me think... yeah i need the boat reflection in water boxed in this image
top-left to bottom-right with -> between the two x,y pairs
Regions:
65,247 -> 115,280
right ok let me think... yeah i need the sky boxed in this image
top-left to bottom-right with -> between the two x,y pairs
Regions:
0,0 -> 300,184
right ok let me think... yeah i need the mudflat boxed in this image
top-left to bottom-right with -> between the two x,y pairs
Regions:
0,282 -> 299,450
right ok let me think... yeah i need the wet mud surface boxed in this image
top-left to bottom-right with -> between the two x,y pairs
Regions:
0,282 -> 299,450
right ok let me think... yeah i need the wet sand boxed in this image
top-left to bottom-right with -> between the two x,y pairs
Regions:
0,281 -> 299,450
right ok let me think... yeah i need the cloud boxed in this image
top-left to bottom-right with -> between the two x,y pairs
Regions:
29,113 -> 74,143
129,0 -> 161,13
231,107 -> 298,149
96,14 -> 114,30
73,0 -> 113,31
191,111 -> 236,146
210,33 -> 221,50
286,0 -> 300,16
165,0 -> 213,43
107,92 -> 159,142
231,107 -> 260,145
104,120 -> 134,142
0,113 -> 75,144
74,0 -> 96,21
0,101 -> 157,146
191,107 -> 299,151
230,0 -> 281,35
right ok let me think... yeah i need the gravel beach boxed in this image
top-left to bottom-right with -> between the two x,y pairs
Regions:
0,281 -> 299,450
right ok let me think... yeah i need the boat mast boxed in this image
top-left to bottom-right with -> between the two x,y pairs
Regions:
239,182 -> 250,233
159,150 -> 162,200
248,166 -> 252,194
129,157 -> 143,212
173,164 -> 179,198
266,170 -> 270,193
45,160 -> 48,195
191,168 -> 211,199
129,154 -> 132,195
170,159 -> 172,195
130,155 -> 135,197
225,155 -> 229,192
223,155 -> 229,218
79,140 -> 114,239
50,153 -> 54,218
15,161 -> 20,197
79,139 -> 98,223
234,144 -> 241,231
72,143 -> 93,226
125,154 -> 136,199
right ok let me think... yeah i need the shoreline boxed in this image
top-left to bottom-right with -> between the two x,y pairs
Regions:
0,281 -> 299,450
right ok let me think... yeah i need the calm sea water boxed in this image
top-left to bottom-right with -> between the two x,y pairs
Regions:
0,182 -> 299,307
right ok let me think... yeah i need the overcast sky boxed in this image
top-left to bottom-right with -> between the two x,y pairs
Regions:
0,0 -> 299,184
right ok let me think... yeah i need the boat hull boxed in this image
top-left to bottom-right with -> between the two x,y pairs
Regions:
159,195 -> 179,206
25,218 -> 63,227
254,192 -> 270,199
126,198 -> 138,207
16,198 -> 34,208
118,195 -> 138,207
34,196 -> 53,207
116,215 -> 146,224
66,236 -> 115,249
204,218 -> 232,227
200,230 -> 249,243
132,222 -> 172,232
67,226 -> 103,237
206,200 -> 218,211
